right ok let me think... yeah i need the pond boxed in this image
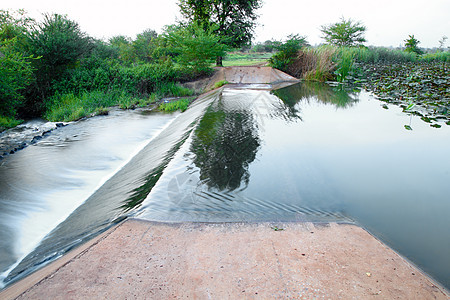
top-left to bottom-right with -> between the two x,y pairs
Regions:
0,82 -> 449,289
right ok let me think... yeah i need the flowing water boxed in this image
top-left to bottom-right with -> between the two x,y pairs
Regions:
1,83 -> 449,289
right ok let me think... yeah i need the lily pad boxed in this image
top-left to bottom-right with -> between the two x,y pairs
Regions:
404,125 -> 413,130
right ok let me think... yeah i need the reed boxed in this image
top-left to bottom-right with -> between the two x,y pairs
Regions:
288,46 -> 336,81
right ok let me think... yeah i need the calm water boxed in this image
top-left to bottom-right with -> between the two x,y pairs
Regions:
0,83 -> 449,289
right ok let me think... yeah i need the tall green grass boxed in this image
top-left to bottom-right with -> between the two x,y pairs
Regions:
45,91 -> 119,122
154,82 -> 194,98
421,51 -> 450,62
284,45 -> 448,82
158,98 -> 193,112
45,82 -> 193,122
290,46 -> 336,81
0,116 -> 23,132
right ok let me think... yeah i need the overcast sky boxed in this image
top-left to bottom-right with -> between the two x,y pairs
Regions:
3,0 -> 450,48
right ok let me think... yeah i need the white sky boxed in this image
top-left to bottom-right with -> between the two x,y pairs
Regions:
3,0 -> 450,48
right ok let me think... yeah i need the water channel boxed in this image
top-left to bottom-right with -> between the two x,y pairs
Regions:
1,82 -> 449,289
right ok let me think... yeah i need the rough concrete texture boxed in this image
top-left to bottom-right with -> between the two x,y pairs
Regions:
181,66 -> 299,92
205,66 -> 299,90
4,219 -> 447,299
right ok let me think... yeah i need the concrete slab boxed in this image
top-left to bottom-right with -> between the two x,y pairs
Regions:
205,66 -> 299,90
2,219 -> 447,299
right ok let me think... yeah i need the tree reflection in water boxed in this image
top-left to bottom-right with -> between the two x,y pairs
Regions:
190,82 -> 358,192
271,81 -> 360,121
191,102 -> 260,192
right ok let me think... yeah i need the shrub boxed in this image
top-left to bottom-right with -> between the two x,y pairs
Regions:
0,10 -> 35,118
269,34 -> 309,72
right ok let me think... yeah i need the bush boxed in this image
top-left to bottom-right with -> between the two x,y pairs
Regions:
269,34 -> 309,72
26,13 -> 93,115
0,10 -> 35,118
0,38 -> 34,117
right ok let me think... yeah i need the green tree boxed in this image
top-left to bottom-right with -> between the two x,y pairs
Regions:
438,36 -> 447,51
163,24 -> 227,73
320,17 -> 366,47
404,35 -> 423,55
27,13 -> 92,113
178,0 -> 262,66
0,38 -> 34,118
0,10 -> 35,119
109,35 -> 135,63
132,29 -> 158,62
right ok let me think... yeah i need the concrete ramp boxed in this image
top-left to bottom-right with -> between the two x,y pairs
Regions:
2,220 -> 447,299
206,66 -> 299,90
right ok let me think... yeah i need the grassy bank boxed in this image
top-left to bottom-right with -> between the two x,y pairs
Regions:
45,81 -> 195,122
0,116 -> 23,132
222,52 -> 271,66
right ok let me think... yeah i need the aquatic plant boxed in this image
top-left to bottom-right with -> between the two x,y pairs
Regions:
360,62 -> 450,126
154,81 -> 193,98
300,46 -> 336,81
334,49 -> 354,82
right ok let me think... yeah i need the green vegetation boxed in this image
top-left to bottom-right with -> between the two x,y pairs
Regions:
2,6 -> 449,132
163,23 -> 227,73
271,31 -> 449,125
320,17 -> 366,47
222,52 -> 271,66
0,116 -> 23,131
268,35 -> 309,72
178,0 -> 262,66
0,10 -> 35,123
359,62 -> 449,126
158,97 -> 194,112
214,80 -> 229,88
251,40 -> 280,53
404,34 -> 423,55
0,8 -> 230,130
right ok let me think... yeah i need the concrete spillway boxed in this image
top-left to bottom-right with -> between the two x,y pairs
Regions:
1,67 -> 449,298
1,219 -> 448,299
209,66 -> 299,84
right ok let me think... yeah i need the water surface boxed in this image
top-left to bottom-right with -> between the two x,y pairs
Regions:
139,83 -> 450,288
